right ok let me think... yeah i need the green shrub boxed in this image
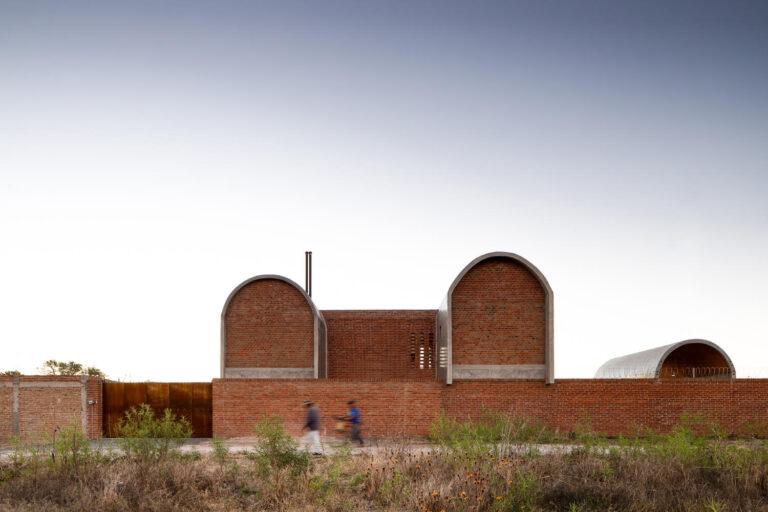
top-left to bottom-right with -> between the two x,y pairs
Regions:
429,410 -> 558,455
52,424 -> 91,467
737,419 -> 768,439
116,404 -> 192,459
492,469 -> 538,511
252,416 -> 310,477
679,411 -> 727,439
212,436 -> 229,466
174,449 -> 202,461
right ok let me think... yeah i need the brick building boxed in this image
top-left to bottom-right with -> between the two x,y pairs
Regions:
219,252 -> 553,385
4,251 -> 768,444
212,251 -> 768,439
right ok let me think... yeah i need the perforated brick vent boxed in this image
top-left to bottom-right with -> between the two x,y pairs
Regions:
410,332 -> 434,370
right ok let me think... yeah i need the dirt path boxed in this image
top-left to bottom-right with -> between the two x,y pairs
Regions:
0,437 -> 583,461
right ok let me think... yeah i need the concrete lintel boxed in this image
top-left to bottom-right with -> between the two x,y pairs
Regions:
19,381 -> 82,388
452,364 -> 546,380
224,367 -> 314,379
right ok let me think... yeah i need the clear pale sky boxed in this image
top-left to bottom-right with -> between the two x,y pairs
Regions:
1,1 -> 767,381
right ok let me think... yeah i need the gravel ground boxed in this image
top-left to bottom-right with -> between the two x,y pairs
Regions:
0,436 -> 584,461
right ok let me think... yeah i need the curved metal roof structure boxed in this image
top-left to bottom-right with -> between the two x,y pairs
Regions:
594,339 -> 736,379
437,251 -> 555,384
220,274 -> 327,378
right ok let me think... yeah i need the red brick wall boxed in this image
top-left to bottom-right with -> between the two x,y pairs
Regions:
86,377 -> 103,439
224,279 -> 314,368
0,376 -> 102,445
0,382 -> 12,443
19,385 -> 81,442
213,378 -> 768,438
323,310 -> 437,381
445,380 -> 768,436
213,379 -> 442,437
452,258 -> 545,365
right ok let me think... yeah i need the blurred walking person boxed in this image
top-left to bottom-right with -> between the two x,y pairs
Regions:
301,400 -> 324,455
345,400 -> 364,447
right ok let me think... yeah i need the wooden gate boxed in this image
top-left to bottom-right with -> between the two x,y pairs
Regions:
103,382 -> 212,438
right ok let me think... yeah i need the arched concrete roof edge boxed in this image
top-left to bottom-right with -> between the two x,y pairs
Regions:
446,251 -> 554,299
221,274 -> 324,322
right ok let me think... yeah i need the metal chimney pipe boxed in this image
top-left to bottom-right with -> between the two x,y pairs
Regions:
305,251 -> 312,297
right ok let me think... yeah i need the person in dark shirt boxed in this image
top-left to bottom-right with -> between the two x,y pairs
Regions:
301,400 -> 323,455
345,400 -> 364,447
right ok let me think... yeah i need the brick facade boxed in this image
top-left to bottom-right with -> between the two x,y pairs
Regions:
0,376 -> 102,445
0,384 -> 12,443
213,378 -> 768,438
441,380 -> 768,436
7,252 -> 763,443
224,278 -> 314,369
452,257 -> 545,366
213,379 -> 442,438
323,310 -> 437,381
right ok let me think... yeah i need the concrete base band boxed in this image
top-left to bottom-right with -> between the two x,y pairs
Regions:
224,367 -> 315,379
452,364 -> 546,379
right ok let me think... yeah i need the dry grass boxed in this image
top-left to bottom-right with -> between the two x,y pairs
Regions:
3,418 -> 768,511
1,442 -> 768,511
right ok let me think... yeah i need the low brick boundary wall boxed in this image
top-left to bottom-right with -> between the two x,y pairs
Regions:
213,378 -> 768,438
0,376 -> 102,444
444,379 -> 768,436
213,379 -> 442,438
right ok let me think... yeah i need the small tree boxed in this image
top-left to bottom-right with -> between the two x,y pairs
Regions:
85,366 -> 105,377
42,360 -> 105,378
1,370 -> 21,376
252,416 -> 310,477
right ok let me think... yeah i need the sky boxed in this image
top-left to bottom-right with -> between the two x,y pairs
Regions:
1,0 -> 767,381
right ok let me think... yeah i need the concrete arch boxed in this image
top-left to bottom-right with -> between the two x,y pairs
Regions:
436,252 -> 555,384
594,339 -> 736,379
220,275 -> 327,379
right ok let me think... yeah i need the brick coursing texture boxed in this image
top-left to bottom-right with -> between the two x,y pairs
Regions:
0,385 -> 11,442
444,380 -> 768,436
85,377 -> 103,439
224,279 -> 314,368
212,379 -> 442,438
323,310 -> 437,381
0,376 -> 102,445
19,386 -> 80,443
452,257 -> 545,365
213,379 -> 768,438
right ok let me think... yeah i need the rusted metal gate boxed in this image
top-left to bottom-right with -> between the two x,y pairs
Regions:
103,382 -> 212,438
